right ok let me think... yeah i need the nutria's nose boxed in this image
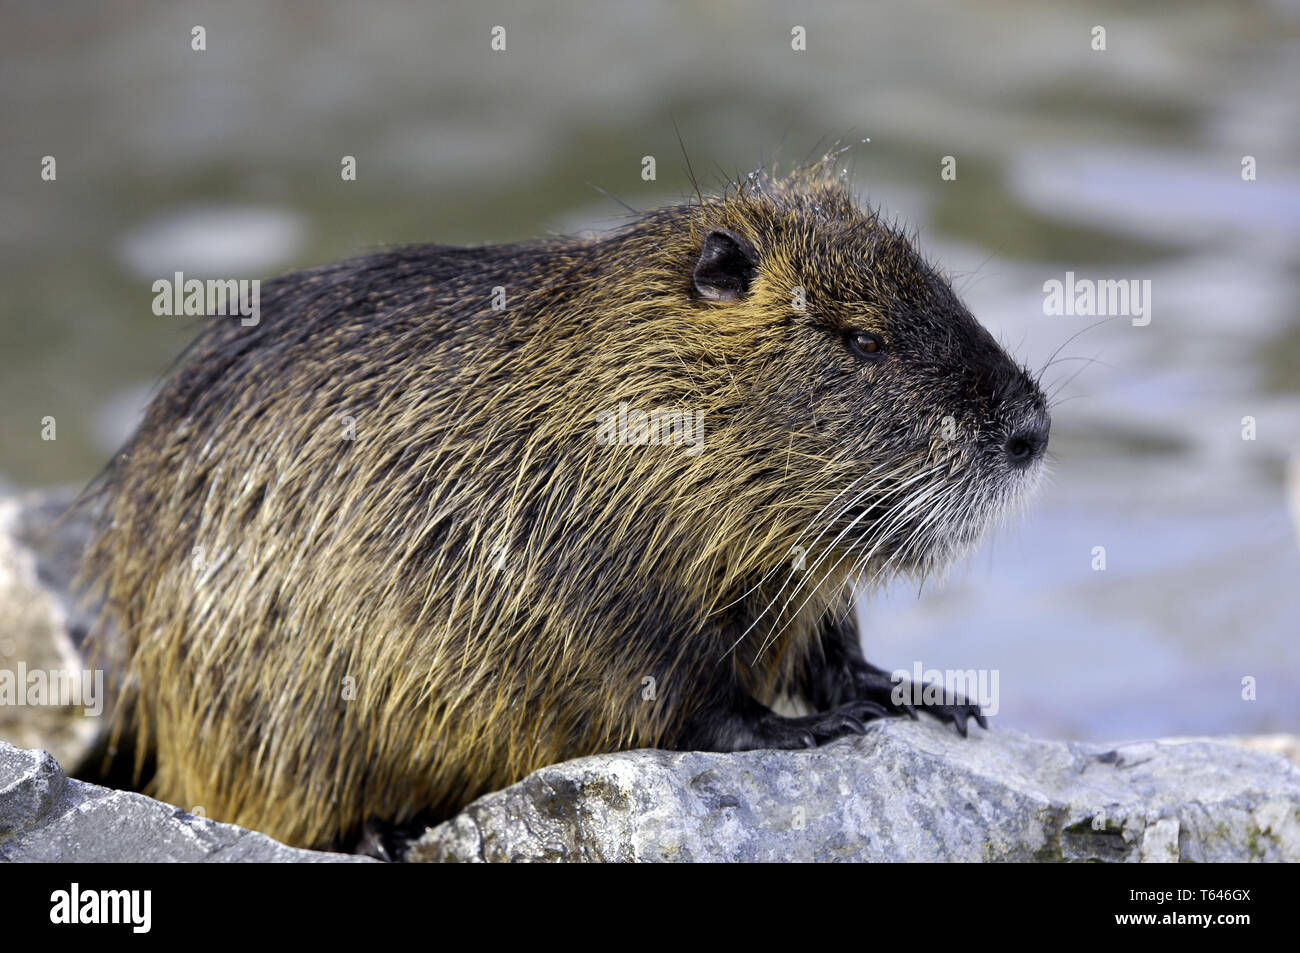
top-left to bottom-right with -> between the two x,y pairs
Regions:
1003,414 -> 1050,469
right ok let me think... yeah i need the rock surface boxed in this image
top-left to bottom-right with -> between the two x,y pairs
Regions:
406,718 -> 1300,862
0,740 -> 372,862
0,489 -> 103,769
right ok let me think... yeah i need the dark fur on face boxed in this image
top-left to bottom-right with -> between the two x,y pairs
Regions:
83,163 -> 1049,849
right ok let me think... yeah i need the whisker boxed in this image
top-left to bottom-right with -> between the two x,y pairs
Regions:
749,472 -> 948,660
1046,347 -> 1106,405
718,462 -> 896,618
722,463 -> 922,657
1035,315 -> 1124,383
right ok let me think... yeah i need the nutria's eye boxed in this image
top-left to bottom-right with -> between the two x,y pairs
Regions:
847,330 -> 887,361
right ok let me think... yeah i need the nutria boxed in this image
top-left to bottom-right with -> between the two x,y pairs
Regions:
83,162 -> 1050,850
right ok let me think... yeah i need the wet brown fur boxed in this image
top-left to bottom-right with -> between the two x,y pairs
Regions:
83,162 -> 1047,848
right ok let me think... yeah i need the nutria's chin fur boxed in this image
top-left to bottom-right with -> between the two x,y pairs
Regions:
85,163 -> 1050,849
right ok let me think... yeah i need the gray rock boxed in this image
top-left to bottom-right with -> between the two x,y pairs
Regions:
405,718 -> 1300,862
0,489 -> 105,770
10,487 -> 101,653
0,740 -> 374,862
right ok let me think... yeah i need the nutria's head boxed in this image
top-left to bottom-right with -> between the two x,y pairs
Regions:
614,167 -> 1049,599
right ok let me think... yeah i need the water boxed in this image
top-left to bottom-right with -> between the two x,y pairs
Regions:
1,0 -> 1297,740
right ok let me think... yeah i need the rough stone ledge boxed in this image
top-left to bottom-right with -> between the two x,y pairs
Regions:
405,718 -> 1300,862
0,740 -> 373,862
3,719 -> 1298,863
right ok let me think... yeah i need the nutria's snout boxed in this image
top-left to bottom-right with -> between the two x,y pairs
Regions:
980,360 -> 1051,472
1003,407 -> 1051,470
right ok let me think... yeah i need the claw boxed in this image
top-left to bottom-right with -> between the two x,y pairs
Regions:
951,709 -> 969,737
863,700 -> 890,719
852,664 -> 990,736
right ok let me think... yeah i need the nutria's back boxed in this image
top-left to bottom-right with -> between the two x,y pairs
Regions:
85,165 -> 1049,849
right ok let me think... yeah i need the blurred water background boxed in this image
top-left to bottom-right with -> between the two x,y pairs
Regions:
1,0 -> 1297,740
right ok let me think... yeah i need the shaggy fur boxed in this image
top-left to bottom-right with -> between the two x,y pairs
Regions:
83,164 -> 1049,848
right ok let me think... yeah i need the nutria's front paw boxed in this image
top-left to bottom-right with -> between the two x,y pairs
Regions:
913,697 -> 988,737
757,699 -> 892,748
853,666 -> 989,737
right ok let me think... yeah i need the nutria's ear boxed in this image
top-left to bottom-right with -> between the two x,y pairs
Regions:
692,229 -> 758,301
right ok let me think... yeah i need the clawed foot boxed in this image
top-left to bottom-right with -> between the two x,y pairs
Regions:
755,699 -> 891,748
851,665 -> 988,737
